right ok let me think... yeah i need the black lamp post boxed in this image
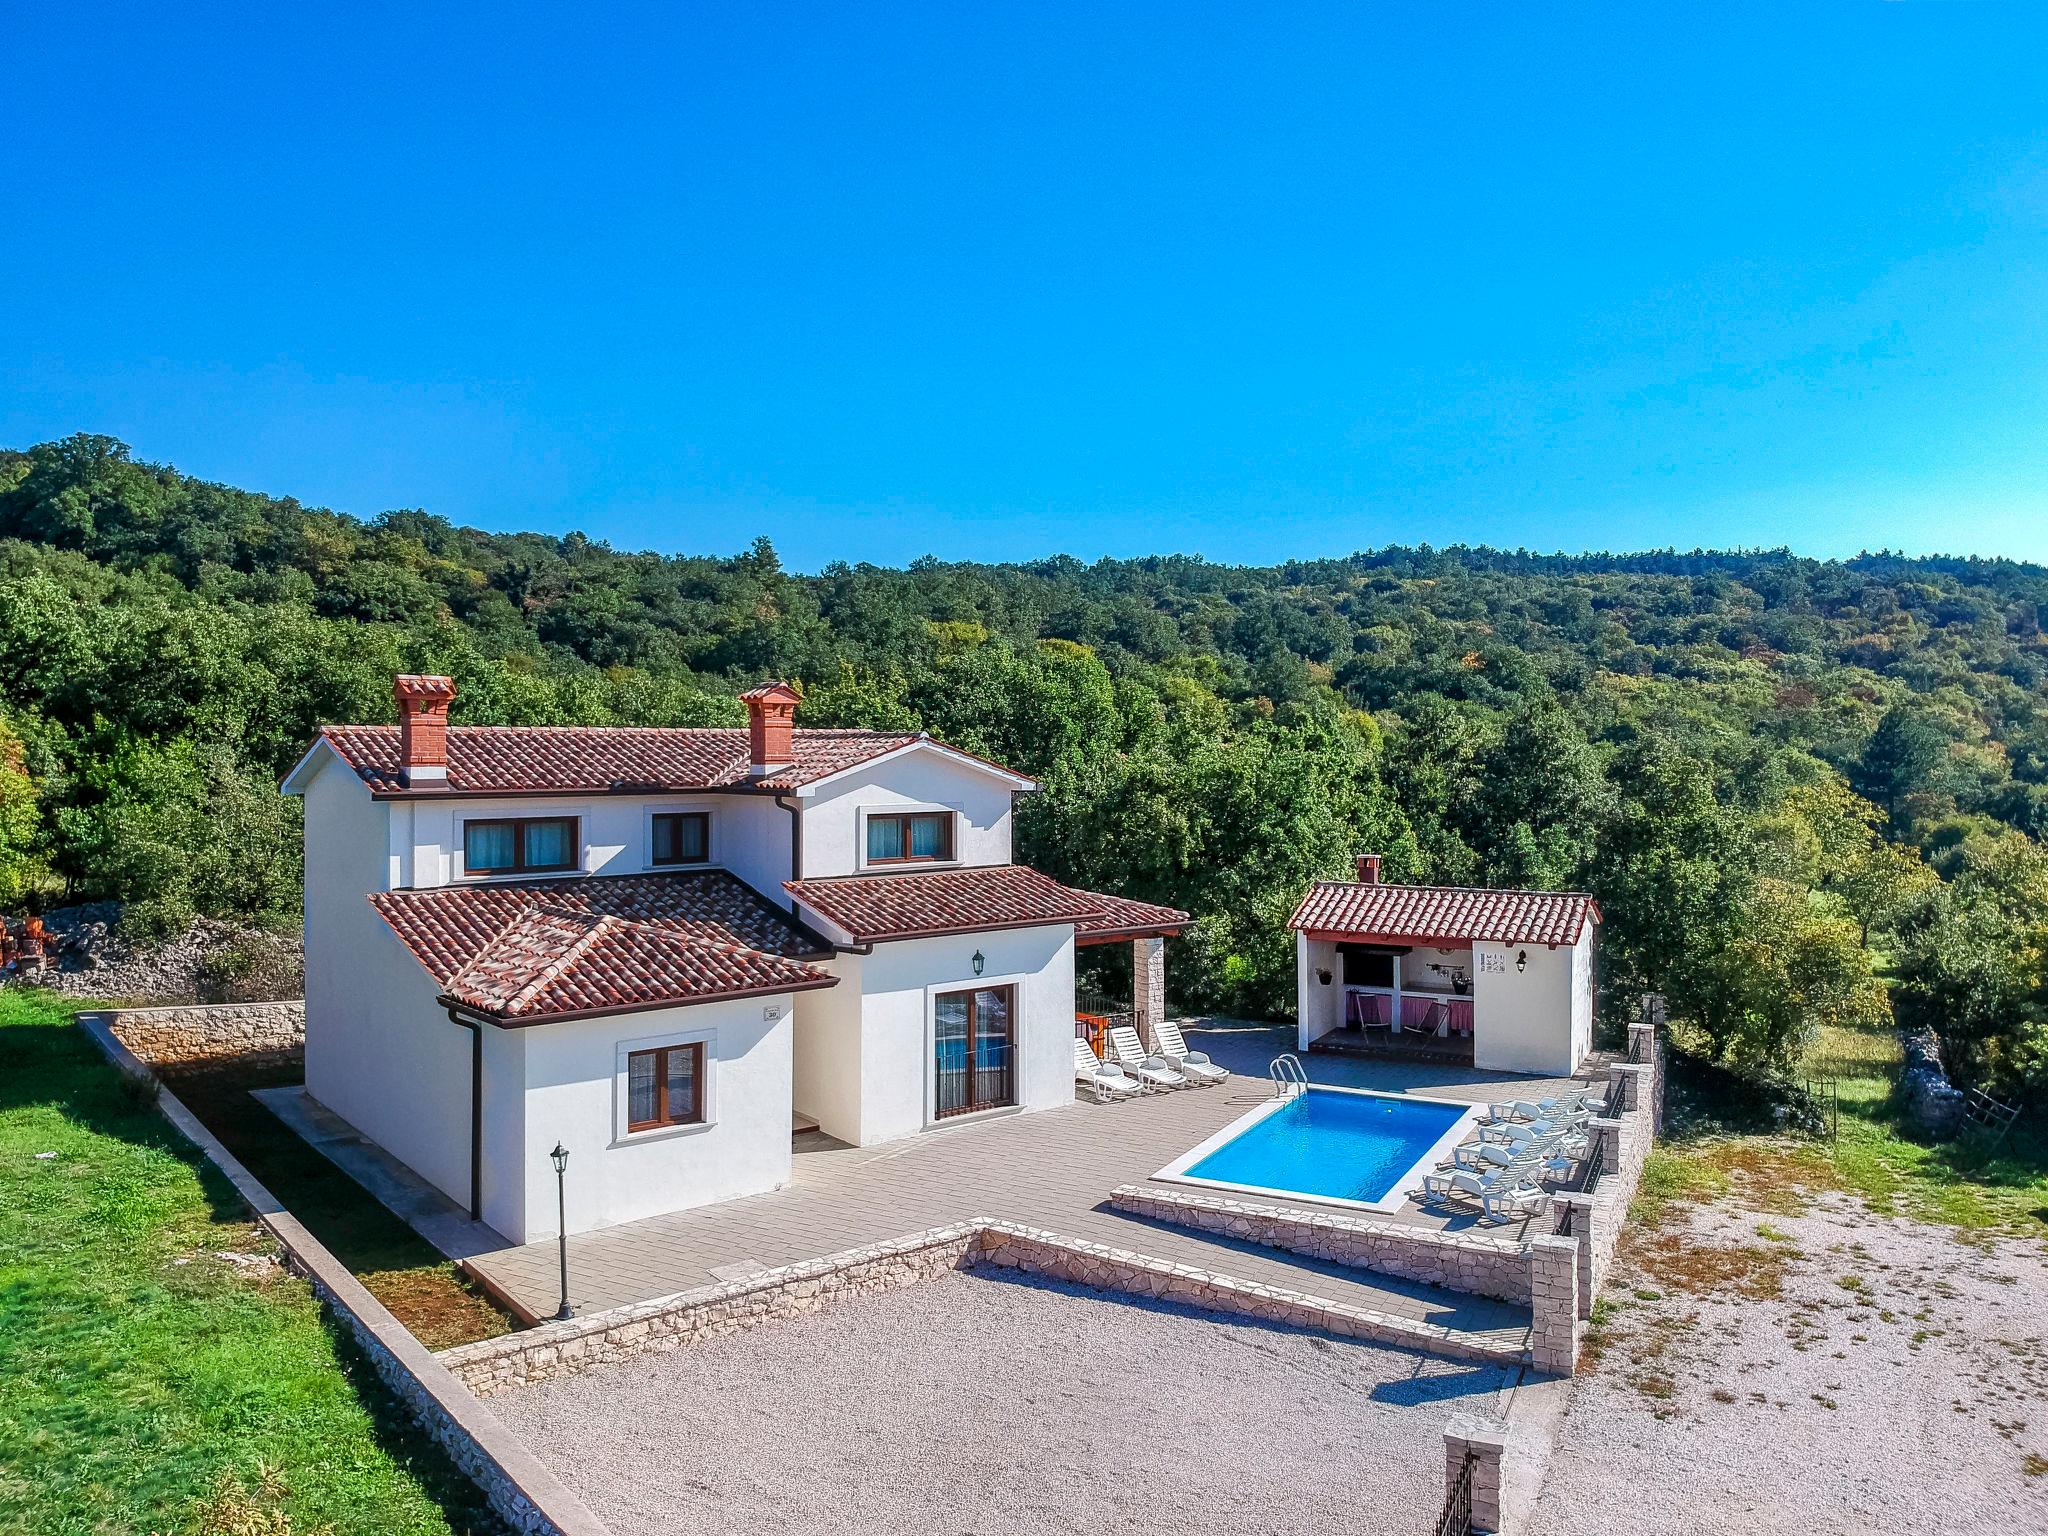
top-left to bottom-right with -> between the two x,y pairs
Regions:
549,1141 -> 572,1322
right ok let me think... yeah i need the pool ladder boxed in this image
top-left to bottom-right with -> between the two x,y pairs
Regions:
1268,1053 -> 1308,1098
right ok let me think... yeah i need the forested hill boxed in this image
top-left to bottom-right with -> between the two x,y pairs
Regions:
3,434 -> 2045,1096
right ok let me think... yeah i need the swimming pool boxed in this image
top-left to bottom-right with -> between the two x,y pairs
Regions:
1153,1086 -> 1479,1213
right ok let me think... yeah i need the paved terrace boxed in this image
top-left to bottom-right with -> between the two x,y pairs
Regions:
463,1024 -> 1590,1350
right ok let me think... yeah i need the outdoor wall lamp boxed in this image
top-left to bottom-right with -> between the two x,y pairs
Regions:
1515,949 -> 1528,974
550,1141 -> 572,1322
971,950 -> 985,977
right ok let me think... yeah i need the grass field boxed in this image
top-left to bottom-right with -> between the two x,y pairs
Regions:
1637,1013 -> 2048,1240
0,990 -> 501,1535
162,1064 -> 509,1351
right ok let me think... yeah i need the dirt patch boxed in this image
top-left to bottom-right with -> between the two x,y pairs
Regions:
1532,1184 -> 2048,1534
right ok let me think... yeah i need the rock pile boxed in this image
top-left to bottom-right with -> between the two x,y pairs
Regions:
17,904 -> 303,1005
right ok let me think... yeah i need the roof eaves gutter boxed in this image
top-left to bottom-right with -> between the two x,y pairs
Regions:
437,974 -> 839,1031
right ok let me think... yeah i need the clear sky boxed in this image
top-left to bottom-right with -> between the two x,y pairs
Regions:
5,4 -> 2047,570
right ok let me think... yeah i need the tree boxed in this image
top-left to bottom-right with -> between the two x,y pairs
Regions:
1854,706 -> 1946,831
1894,832 -> 2048,1099
0,717 -> 42,904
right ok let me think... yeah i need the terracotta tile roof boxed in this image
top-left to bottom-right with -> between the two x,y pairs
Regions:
1072,889 -> 1194,944
786,865 -> 1189,945
1288,881 -> 1600,947
319,724 -> 921,796
371,872 -> 836,1023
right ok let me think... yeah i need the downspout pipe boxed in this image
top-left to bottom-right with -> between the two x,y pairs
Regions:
775,794 -> 803,888
441,1003 -> 487,1223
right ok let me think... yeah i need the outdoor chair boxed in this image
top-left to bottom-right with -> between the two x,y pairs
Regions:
1149,1018 -> 1228,1084
1074,1040 -> 1146,1102
1107,1024 -> 1189,1088
1418,1165 -> 1550,1224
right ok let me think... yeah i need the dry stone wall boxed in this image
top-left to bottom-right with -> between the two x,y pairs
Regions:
98,1001 -> 305,1072
1106,1184 -> 1532,1303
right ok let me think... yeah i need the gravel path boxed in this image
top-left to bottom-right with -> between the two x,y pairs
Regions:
1529,1187 -> 2048,1535
494,1270 -> 1518,1536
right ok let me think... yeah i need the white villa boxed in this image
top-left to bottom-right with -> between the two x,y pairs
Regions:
282,676 -> 1186,1244
1290,856 -> 1600,1077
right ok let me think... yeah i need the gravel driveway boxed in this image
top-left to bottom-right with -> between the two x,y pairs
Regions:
1529,1185 -> 2048,1535
493,1270 -> 1517,1536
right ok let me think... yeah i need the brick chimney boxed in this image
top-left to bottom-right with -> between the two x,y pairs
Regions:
740,682 -> 800,774
394,674 -> 457,788
1356,853 -> 1382,885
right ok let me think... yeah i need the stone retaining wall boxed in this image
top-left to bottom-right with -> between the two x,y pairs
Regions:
98,1000 -> 305,1072
1106,1184 -> 1532,1303
77,1015 -> 610,1536
439,1216 -> 1534,1396
438,1226 -> 984,1396
973,1220 -> 1526,1367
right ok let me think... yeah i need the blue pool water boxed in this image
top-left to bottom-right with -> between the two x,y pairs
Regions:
1181,1089 -> 1469,1206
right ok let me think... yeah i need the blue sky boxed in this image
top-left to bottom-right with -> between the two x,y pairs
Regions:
5,4 -> 2047,569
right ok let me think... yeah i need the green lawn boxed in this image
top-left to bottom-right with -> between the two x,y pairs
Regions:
1638,1014 -> 2048,1240
0,991 -> 501,1536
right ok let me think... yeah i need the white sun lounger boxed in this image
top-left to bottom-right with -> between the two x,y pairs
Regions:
1419,1166 -> 1550,1223
1451,1140 -> 1522,1172
1149,1018 -> 1227,1084
1075,1040 -> 1146,1102
1108,1024 -> 1189,1087
1481,1107 -> 1590,1147
1484,1088 -> 1603,1125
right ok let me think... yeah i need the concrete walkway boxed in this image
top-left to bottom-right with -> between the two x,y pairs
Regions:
461,1024 -> 1584,1357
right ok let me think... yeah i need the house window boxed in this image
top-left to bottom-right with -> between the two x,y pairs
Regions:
933,984 -> 1014,1119
866,811 -> 954,865
463,816 -> 578,876
652,811 -> 710,866
626,1043 -> 704,1132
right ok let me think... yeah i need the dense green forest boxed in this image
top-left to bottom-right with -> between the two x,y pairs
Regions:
3,434 -> 2045,1099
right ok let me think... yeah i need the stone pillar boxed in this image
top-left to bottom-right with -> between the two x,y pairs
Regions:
1548,1193 -> 1598,1319
1588,1116 -> 1624,1177
1611,1062 -> 1651,1115
1133,935 -> 1167,1039
1443,1414 -> 1510,1534
1527,1234 -> 1580,1376
1629,1012 -> 1663,1132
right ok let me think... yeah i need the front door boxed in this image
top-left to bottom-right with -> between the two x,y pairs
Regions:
934,984 -> 1015,1119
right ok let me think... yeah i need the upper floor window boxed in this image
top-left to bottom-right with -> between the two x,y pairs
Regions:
652,811 -> 710,866
866,810 -> 954,865
464,816 -> 578,876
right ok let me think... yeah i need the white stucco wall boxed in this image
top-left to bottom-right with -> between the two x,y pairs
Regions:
1570,925 -> 1596,1069
797,750 -> 1016,879
301,760 -> 482,1212
1296,933 -> 1343,1048
389,788 -> 793,900
845,924 -> 1074,1144
514,995 -> 796,1243
792,951 -> 866,1143
1470,937 -> 1579,1076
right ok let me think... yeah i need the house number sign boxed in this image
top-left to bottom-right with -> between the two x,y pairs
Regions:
1476,952 -> 1509,975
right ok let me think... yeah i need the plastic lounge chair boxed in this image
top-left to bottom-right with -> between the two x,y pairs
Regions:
1150,1018 -> 1228,1084
1075,1040 -> 1146,1101
1108,1024 -> 1189,1087
1484,1088 -> 1602,1125
1451,1140 -> 1522,1172
1481,1107 -> 1590,1146
1419,1166 -> 1549,1224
